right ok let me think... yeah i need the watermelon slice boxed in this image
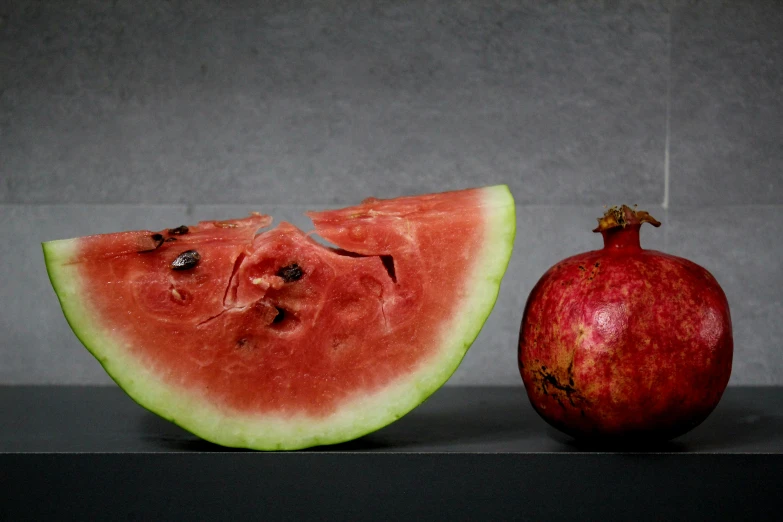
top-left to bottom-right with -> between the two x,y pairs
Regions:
43,186 -> 515,450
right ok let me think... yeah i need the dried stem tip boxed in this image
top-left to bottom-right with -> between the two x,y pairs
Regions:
593,205 -> 661,233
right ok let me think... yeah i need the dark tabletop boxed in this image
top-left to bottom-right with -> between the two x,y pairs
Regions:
2,385 -> 781,453
2,386 -> 781,520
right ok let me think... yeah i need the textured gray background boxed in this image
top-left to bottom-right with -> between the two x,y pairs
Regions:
1,0 -> 780,385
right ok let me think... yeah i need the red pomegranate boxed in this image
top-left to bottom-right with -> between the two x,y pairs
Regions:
518,205 -> 733,441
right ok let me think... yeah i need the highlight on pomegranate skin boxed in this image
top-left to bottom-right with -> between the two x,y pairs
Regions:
518,205 -> 733,442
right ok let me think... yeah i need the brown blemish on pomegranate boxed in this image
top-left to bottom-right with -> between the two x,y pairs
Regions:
535,363 -> 584,409
575,326 -> 587,346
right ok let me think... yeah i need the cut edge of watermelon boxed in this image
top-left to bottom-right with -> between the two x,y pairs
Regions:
42,185 -> 516,450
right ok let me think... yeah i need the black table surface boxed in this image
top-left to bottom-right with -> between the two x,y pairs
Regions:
2,385 -> 781,520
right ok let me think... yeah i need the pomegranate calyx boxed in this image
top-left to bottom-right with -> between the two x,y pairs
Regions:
592,205 -> 661,233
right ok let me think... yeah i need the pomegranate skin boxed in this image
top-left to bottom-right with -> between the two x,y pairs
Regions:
518,208 -> 733,441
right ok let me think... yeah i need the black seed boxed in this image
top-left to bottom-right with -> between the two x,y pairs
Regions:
165,237 -> 177,242
168,226 -> 189,235
277,263 -> 304,283
171,250 -> 201,270
272,307 -> 285,323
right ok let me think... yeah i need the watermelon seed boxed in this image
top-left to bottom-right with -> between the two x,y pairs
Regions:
277,264 -> 304,283
272,307 -> 286,323
171,250 -> 201,270
149,234 -> 164,250
168,225 -> 189,235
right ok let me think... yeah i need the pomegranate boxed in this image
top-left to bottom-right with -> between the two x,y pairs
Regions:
518,205 -> 733,441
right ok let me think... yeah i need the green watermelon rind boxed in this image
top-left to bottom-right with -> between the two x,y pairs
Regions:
42,185 -> 516,450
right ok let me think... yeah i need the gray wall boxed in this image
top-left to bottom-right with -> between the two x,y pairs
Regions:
1,0 -> 781,385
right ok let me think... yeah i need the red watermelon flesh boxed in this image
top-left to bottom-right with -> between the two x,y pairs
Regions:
43,186 -> 516,449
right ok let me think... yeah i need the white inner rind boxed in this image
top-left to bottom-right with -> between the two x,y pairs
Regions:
43,186 -> 516,450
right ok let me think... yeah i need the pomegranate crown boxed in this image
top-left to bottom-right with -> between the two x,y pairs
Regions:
593,205 -> 661,233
